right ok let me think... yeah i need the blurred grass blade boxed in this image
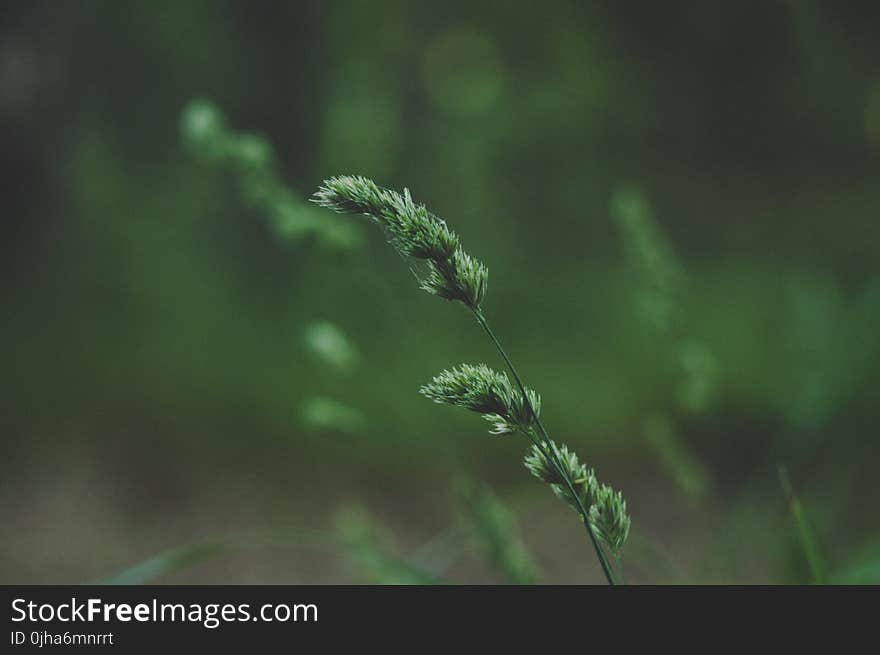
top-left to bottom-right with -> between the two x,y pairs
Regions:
452,476 -> 540,584
96,540 -> 233,585
778,465 -> 826,584
831,537 -> 880,584
408,527 -> 463,577
643,415 -> 709,500
334,506 -> 442,584
96,524 -> 438,585
94,527 -> 329,585
611,186 -> 683,335
181,99 -> 361,250
833,560 -> 880,584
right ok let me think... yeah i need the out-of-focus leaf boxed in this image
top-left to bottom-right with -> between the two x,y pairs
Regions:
334,506 -> 441,585
300,396 -> 365,434
452,476 -> 540,584
303,321 -> 359,374
779,465 -> 826,584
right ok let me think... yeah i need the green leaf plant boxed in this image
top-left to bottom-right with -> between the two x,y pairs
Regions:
314,176 -> 629,584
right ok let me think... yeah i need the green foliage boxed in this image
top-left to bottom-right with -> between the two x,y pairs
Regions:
314,176 -> 488,309
453,478 -> 540,584
181,100 -> 360,250
420,364 -> 541,435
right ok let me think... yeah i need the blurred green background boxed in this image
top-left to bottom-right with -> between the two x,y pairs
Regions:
2,0 -> 879,584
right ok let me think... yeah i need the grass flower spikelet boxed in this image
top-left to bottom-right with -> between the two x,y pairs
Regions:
313,175 -> 488,309
525,441 -> 630,556
420,364 -> 541,435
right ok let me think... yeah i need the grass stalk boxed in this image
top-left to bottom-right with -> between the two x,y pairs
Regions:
778,464 -> 826,584
313,175 -> 630,586
474,310 -> 617,584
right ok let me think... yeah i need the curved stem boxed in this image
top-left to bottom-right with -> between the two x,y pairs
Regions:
473,310 -> 617,585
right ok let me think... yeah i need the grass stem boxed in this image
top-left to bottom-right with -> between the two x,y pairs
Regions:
474,309 -> 618,585
778,464 -> 826,584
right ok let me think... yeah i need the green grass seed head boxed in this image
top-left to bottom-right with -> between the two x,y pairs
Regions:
524,440 -> 630,555
315,174 -> 628,583
589,484 -> 631,556
313,175 -> 488,309
419,364 -> 540,435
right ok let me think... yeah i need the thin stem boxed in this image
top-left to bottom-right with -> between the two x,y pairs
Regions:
473,309 -> 617,585
778,464 -> 826,584
521,428 -> 617,584
614,554 -> 627,584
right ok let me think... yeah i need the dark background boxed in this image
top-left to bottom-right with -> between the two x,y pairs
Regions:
2,0 -> 879,584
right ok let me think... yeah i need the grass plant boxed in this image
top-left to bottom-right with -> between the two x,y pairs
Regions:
314,175 -> 630,584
